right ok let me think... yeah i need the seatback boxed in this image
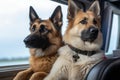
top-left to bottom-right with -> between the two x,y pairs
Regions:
86,58 -> 120,80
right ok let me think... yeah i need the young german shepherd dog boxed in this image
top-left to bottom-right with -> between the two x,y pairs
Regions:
13,6 -> 63,80
44,1 -> 105,80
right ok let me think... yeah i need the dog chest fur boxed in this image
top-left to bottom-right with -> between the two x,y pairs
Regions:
59,45 -> 104,79
44,45 -> 104,80
30,55 -> 58,73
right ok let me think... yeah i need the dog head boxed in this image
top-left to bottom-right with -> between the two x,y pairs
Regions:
24,6 -> 63,51
64,0 -> 102,51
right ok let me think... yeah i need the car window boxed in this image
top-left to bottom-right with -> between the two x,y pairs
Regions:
106,13 -> 120,55
0,0 -> 67,66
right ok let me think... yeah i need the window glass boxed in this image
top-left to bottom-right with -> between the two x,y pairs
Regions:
0,0 -> 67,66
106,14 -> 120,55
117,15 -> 120,49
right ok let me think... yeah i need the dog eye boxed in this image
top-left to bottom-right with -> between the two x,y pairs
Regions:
31,25 -> 36,32
80,20 -> 87,24
93,19 -> 97,24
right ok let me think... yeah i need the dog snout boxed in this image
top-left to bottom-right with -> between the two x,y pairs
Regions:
89,27 -> 98,34
24,34 -> 50,48
24,36 -> 29,44
81,27 -> 98,42
24,35 -> 39,47
24,35 -> 35,44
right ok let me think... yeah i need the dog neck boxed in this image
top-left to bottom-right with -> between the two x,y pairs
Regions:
67,44 -> 96,56
67,44 -> 97,62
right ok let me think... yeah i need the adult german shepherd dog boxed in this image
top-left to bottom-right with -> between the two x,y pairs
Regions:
44,1 -> 105,80
14,5 -> 63,80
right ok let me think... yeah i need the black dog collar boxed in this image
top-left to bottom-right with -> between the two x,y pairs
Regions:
67,44 -> 96,62
68,44 -> 96,56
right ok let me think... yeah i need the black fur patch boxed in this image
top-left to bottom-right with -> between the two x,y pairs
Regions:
81,27 -> 98,42
24,35 -> 50,50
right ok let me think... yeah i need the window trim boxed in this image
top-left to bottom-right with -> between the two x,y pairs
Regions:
101,2 -> 120,53
51,0 -> 68,5
0,64 -> 29,80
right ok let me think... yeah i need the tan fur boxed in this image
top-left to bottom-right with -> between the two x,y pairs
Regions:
44,1 -> 105,80
14,15 -> 62,80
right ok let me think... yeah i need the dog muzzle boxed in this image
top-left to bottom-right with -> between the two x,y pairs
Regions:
81,26 -> 98,42
24,35 -> 50,49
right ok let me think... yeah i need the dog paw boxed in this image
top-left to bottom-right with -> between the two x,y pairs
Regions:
30,72 -> 47,80
13,71 -> 27,80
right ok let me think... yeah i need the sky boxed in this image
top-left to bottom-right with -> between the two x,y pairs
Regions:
0,0 -> 68,59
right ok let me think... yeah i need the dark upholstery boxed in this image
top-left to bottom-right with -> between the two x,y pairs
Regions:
86,57 -> 120,80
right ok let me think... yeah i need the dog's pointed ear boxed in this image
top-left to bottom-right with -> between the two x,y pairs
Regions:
67,0 -> 79,19
88,1 -> 100,16
50,6 -> 63,31
29,6 -> 39,22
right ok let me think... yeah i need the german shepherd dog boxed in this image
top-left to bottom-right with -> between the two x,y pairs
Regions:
13,6 -> 63,80
44,1 -> 105,80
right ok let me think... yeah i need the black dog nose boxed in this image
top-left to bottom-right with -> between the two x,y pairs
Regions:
24,35 -> 36,44
24,37 -> 29,44
89,27 -> 98,34
81,26 -> 99,42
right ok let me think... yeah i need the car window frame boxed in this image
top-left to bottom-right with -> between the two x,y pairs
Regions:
0,64 -> 29,80
101,2 -> 120,56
